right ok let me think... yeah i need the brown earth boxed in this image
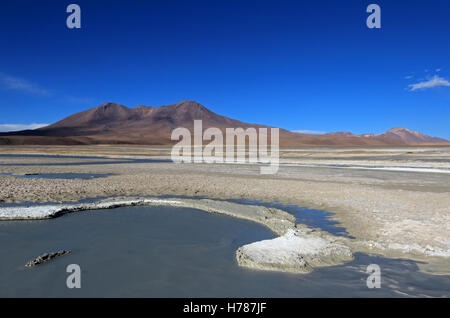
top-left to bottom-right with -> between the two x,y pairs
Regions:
3,100 -> 444,146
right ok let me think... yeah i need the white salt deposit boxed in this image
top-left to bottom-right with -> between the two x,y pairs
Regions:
236,228 -> 353,273
0,199 -> 182,220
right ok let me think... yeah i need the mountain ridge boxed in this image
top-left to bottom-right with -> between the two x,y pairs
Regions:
325,127 -> 448,144
0,101 -> 448,146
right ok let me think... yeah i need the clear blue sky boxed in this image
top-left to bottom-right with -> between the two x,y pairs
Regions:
0,0 -> 449,138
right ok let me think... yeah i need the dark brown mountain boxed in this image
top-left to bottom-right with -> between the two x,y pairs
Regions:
0,100 -> 446,146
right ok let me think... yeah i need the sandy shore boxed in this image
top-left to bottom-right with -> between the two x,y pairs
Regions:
0,145 -> 449,274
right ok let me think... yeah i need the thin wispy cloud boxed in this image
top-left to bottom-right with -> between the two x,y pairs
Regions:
408,75 -> 450,91
0,123 -> 49,132
292,130 -> 326,135
0,73 -> 51,96
0,72 -> 95,106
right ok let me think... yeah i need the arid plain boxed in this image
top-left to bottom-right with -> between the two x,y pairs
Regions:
0,145 -> 449,275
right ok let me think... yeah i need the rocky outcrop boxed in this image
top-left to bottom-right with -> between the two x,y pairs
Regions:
25,250 -> 71,267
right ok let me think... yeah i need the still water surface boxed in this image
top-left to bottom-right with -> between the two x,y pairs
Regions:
0,206 -> 448,297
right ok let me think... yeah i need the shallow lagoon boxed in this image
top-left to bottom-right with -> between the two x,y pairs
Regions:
0,154 -> 169,166
0,205 -> 449,297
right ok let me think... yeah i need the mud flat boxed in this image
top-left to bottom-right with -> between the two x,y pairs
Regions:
0,146 -> 449,275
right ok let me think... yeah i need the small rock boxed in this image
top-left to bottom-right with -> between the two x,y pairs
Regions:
25,250 -> 71,267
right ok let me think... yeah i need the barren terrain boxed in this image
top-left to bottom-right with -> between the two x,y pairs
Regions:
0,145 -> 449,274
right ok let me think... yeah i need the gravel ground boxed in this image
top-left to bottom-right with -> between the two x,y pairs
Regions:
0,145 -> 449,274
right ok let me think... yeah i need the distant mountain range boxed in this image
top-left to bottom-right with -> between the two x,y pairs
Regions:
0,100 -> 448,146
325,127 -> 448,144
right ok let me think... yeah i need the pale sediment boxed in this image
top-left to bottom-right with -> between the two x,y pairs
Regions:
236,227 -> 353,274
0,198 -> 182,220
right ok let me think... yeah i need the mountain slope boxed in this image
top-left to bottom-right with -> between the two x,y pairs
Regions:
325,127 -> 448,144
377,127 -> 448,144
0,101 -> 445,146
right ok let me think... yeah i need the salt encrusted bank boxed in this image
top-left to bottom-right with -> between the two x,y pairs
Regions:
0,199 -> 182,220
236,227 -> 353,273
